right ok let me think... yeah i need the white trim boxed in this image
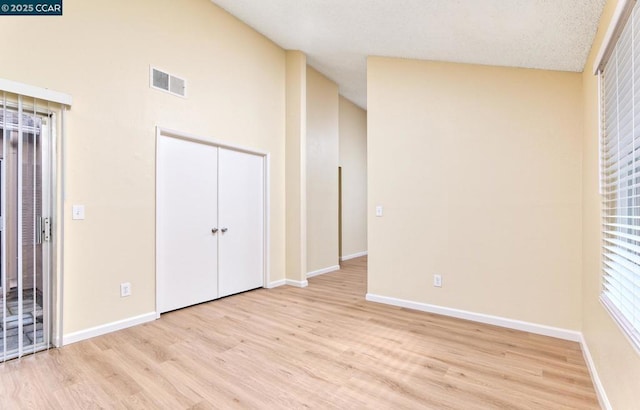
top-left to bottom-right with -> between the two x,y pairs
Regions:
0,78 -> 72,106
155,127 -> 162,317
600,295 -> 640,355
339,251 -> 368,262
593,0 -> 637,75
267,279 -> 286,288
62,312 -> 157,346
56,108 -> 66,346
365,293 -> 581,342
307,265 -> 340,278
285,279 -> 308,288
264,154 -> 271,288
157,127 -> 269,157
579,335 -> 612,410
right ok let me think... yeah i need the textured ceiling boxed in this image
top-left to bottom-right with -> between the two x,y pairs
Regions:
210,0 -> 606,108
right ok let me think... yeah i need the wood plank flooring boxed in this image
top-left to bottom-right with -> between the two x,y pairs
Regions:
0,256 -> 599,409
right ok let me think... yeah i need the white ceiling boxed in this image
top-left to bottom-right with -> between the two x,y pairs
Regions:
210,0 -> 606,108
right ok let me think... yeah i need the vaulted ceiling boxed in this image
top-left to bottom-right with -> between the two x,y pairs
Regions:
211,0 -> 606,108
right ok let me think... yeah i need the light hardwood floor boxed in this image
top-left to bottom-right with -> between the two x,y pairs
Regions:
0,257 -> 599,409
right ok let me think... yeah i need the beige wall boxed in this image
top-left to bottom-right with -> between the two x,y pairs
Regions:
306,67 -> 339,274
0,0 -> 286,334
367,57 -> 583,329
285,51 -> 307,283
6,2 -> 637,405
582,0 -> 640,407
338,96 -> 367,259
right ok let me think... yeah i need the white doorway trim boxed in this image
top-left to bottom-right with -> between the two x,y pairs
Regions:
154,126 -> 271,318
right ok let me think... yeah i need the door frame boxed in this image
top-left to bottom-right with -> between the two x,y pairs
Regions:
154,126 -> 270,317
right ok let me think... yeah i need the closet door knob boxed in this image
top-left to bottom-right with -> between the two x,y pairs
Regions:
221,227 -> 228,233
211,228 -> 218,234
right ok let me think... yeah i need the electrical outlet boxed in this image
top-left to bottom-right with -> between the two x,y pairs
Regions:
433,274 -> 442,288
120,282 -> 132,297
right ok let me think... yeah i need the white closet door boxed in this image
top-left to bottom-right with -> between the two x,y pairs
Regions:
157,136 -> 218,313
218,148 -> 264,297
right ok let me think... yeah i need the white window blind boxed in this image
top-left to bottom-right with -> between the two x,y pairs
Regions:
601,1 -> 640,353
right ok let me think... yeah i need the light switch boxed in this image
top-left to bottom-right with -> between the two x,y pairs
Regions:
72,205 -> 85,220
375,205 -> 383,217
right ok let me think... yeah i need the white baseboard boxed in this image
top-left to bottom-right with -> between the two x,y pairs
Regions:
62,312 -> 157,346
365,293 -> 581,342
339,251 -> 368,262
285,279 -> 308,288
307,265 -> 340,278
267,279 -> 286,288
271,278 -> 310,288
579,335 -> 611,410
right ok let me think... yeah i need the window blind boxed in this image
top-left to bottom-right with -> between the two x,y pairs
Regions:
601,1 -> 640,352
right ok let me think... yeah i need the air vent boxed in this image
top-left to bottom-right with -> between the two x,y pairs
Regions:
150,67 -> 186,98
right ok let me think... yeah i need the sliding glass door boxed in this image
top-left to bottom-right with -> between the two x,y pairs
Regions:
0,98 -> 53,361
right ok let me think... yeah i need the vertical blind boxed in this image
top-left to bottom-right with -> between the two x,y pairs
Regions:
601,1 -> 640,352
0,92 -> 52,361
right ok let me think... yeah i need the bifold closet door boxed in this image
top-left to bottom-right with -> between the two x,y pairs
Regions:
218,148 -> 264,297
157,136 -> 218,313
